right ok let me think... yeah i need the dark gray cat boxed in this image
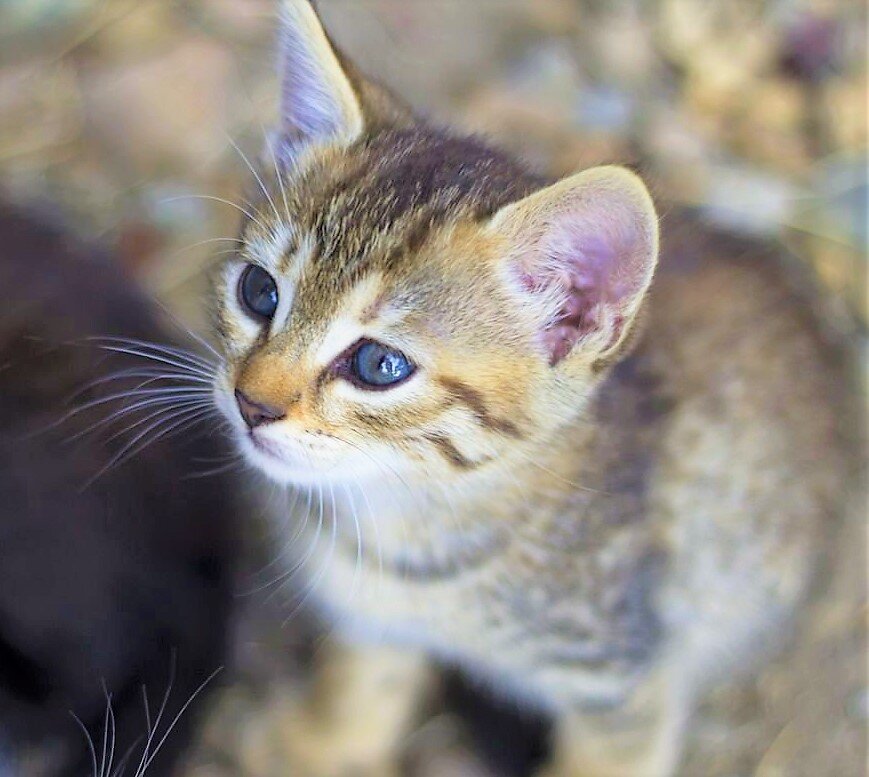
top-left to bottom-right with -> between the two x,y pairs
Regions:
0,201 -> 238,776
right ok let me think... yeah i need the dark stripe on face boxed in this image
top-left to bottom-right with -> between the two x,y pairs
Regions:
423,433 -> 480,470
438,377 -> 522,439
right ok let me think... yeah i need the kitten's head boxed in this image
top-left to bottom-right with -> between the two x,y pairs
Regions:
212,0 -> 659,486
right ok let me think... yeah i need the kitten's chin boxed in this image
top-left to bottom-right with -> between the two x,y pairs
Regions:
238,433 -> 321,485
237,431 -> 375,486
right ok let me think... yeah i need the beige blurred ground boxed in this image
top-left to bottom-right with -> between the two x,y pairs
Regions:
0,1 -> 865,775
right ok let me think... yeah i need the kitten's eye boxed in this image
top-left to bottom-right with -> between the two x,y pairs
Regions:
238,264 -> 278,321
351,341 -> 415,389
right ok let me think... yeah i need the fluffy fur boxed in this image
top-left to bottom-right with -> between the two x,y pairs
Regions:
210,2 -> 849,774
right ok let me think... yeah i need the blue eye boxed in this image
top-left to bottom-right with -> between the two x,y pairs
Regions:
239,264 -> 278,321
351,341 -> 415,389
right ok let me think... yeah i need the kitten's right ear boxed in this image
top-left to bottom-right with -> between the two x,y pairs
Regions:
486,166 -> 659,369
278,0 -> 364,154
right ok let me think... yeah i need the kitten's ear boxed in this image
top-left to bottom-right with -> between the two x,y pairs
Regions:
278,0 -> 364,153
487,166 -> 659,367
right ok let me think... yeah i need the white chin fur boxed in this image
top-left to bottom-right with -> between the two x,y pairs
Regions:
238,433 -> 325,485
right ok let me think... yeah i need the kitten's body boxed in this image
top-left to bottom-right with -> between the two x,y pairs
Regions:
211,3 -> 852,774
302,212 -> 843,711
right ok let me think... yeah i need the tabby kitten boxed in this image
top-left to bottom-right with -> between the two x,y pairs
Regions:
211,1 -> 846,774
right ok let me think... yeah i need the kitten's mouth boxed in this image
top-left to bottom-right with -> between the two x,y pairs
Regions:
248,433 -> 287,460
247,432 -> 305,468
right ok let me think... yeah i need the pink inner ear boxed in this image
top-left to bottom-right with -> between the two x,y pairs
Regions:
523,213 -> 644,365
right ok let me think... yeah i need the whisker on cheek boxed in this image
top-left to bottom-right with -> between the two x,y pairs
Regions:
79,405 -> 215,491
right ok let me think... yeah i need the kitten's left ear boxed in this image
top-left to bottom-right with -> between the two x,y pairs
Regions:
278,0 -> 365,153
487,166 -> 659,368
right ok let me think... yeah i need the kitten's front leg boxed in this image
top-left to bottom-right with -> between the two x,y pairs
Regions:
278,641 -> 432,777
539,670 -> 687,777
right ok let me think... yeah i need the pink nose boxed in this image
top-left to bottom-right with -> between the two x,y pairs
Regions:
234,389 -> 285,429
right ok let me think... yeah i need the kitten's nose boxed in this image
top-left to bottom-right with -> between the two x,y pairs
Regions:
234,389 -> 286,429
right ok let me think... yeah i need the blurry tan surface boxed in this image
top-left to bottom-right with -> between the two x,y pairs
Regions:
0,1 -> 865,775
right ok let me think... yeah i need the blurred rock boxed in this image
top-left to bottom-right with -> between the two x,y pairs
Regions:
81,36 -> 232,175
0,64 -> 82,165
823,73 -> 868,153
0,0 -> 92,44
701,162 -> 799,236
779,10 -> 842,82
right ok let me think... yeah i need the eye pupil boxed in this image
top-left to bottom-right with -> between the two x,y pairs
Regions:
352,342 -> 414,389
239,265 -> 278,320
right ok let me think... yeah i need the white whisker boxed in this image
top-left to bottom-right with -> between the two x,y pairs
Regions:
80,405 -> 214,490
89,398 -> 214,449
283,482 -> 339,626
69,367 -> 211,402
70,711 -> 98,777
262,127 -> 292,223
135,667 -> 223,776
88,338 -> 217,376
160,194 -> 271,237
225,132 -> 283,225
149,300 -> 224,363
132,657 -> 175,777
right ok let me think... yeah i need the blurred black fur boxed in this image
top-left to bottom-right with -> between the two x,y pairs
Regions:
0,202 -> 239,776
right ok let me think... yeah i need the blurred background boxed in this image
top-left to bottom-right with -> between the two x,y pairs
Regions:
0,0 -> 865,775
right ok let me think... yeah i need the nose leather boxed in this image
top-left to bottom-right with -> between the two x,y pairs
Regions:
234,389 -> 286,429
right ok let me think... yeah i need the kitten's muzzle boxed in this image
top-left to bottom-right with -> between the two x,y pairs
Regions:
234,389 -> 286,429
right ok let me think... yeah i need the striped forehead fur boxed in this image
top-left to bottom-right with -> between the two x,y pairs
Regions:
246,126 -> 545,287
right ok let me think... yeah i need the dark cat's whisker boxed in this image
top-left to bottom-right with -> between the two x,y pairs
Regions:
70,711 -> 99,777
132,660 -> 173,777
133,667 -> 223,777
88,334 -> 216,366
181,458 -> 243,480
69,660 -> 221,777
109,737 -> 143,777
99,685 -> 116,777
